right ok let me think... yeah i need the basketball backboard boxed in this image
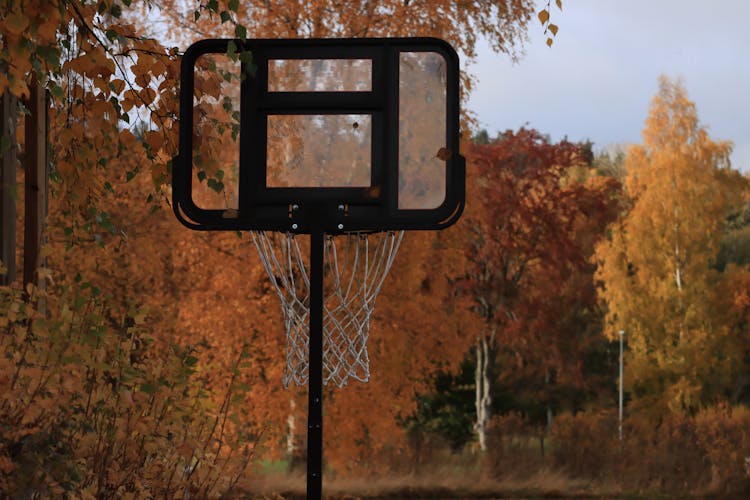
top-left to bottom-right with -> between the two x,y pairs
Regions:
172,38 -> 464,234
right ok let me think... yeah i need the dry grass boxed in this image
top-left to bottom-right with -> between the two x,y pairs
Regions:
239,467 -> 605,499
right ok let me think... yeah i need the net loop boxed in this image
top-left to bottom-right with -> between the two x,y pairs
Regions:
252,231 -> 404,387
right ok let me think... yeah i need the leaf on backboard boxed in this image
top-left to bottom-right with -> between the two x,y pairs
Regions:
436,147 -> 452,161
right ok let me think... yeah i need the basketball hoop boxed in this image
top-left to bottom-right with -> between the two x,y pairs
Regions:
173,37 -> 464,498
252,230 -> 403,387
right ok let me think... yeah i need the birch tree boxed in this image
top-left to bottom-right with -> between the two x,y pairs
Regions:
594,77 -> 745,414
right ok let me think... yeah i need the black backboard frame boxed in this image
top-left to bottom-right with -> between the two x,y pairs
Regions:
173,37 -> 465,234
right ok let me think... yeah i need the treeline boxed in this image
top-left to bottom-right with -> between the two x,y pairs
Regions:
4,77 -> 750,496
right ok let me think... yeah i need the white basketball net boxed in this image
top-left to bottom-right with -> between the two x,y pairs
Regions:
252,231 -> 404,388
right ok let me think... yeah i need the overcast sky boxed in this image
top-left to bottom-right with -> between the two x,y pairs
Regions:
466,0 -> 750,172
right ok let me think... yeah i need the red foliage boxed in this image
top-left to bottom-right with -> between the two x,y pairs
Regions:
464,128 -> 621,390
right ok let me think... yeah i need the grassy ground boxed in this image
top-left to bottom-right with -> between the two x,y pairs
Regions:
238,468 -> 623,499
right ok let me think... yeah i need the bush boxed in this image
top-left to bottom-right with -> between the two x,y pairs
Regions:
485,412 -> 544,475
0,280 -> 256,497
548,408 -> 750,494
694,403 -> 750,493
549,410 -> 617,478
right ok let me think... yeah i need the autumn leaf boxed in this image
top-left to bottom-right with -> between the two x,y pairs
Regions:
120,129 -> 137,146
3,12 -> 29,36
538,9 -> 550,26
141,88 -> 157,106
109,79 -> 126,94
436,147 -> 452,161
145,131 -> 164,152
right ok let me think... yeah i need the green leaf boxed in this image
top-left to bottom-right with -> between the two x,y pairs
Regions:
73,294 -> 87,311
220,10 -> 231,23
239,50 -> 253,66
109,4 -> 122,18
194,9 -> 201,22
228,0 -> 239,12
50,83 -> 64,100
207,0 -> 219,12
235,24 -> 247,41
207,178 -> 224,193
226,40 -> 238,62
184,355 -> 199,367
37,45 -> 61,67
140,383 -> 155,395
197,170 -> 207,182
216,169 -> 225,180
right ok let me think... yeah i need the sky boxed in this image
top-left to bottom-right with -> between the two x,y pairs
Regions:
466,0 -> 750,171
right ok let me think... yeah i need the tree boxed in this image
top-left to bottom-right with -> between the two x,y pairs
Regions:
465,129 -> 619,451
594,77 -> 748,415
0,0 -> 552,476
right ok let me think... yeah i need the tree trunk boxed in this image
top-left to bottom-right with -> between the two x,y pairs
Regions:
23,76 -> 47,293
0,92 -> 17,285
474,333 -> 493,452
286,397 -> 297,456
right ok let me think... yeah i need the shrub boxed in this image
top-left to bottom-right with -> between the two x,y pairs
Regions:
694,403 -> 750,494
549,410 -> 617,478
485,412 -> 544,475
0,280 -> 256,497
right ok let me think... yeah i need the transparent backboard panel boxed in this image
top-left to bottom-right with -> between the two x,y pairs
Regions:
267,114 -> 371,187
191,53 -> 240,209
398,52 -> 447,210
268,59 -> 372,92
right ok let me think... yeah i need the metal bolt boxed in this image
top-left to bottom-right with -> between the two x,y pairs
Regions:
337,223 -> 344,230
292,204 -> 299,210
338,204 -> 345,211
292,223 -> 298,230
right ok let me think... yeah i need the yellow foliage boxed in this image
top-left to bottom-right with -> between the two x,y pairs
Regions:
594,77 -> 748,412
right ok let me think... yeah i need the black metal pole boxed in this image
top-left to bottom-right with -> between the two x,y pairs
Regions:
307,227 -> 324,499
